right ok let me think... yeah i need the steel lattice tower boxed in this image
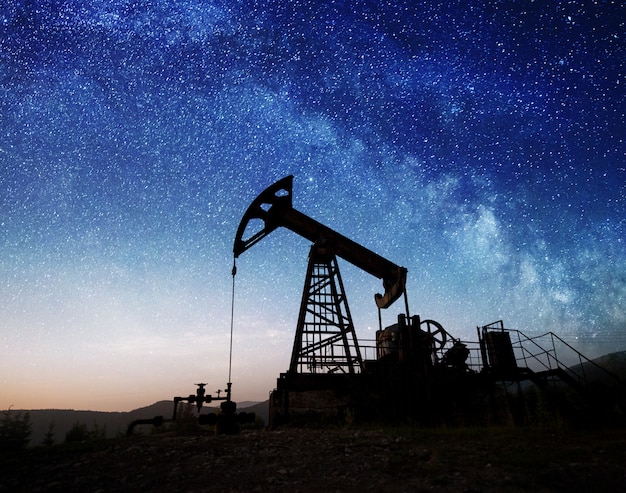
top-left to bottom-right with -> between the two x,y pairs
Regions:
289,245 -> 363,374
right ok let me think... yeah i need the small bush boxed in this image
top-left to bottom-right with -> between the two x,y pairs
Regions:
65,421 -> 107,443
174,402 -> 200,435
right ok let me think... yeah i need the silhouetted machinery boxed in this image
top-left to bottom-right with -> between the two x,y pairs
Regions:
234,176 -> 479,425
126,382 -> 255,436
234,176 -> 626,427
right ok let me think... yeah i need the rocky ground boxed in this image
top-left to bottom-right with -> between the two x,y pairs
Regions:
2,426 -> 625,492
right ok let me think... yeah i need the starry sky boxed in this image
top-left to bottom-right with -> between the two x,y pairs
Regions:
1,0 -> 624,412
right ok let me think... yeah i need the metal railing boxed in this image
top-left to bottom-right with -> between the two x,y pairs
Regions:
481,322 -> 625,390
357,320 -> 624,392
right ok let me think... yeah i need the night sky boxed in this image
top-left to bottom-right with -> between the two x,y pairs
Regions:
1,1 -> 624,411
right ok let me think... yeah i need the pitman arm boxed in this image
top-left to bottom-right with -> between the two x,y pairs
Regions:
233,175 -> 407,309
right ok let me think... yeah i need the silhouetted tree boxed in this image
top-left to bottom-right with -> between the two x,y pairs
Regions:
0,408 -> 32,451
42,421 -> 55,447
65,422 -> 89,443
65,421 -> 107,443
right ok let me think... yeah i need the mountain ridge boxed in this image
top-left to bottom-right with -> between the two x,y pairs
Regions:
15,400 -> 267,447
11,350 -> 626,447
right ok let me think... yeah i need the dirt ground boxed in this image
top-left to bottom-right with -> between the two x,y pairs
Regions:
2,426 -> 625,492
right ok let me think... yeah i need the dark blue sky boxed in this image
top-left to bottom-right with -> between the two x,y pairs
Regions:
1,0 -> 624,410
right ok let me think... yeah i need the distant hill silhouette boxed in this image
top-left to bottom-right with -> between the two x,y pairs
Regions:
25,409 -> 129,447
17,400 -> 268,448
572,350 -> 626,387
14,352 -> 626,447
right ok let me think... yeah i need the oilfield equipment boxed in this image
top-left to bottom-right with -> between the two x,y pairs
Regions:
234,176 -> 625,427
127,382 -> 255,436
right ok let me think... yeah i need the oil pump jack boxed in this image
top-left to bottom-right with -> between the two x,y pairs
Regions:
234,176 -> 626,427
234,175 -> 408,373
234,176 -> 462,425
